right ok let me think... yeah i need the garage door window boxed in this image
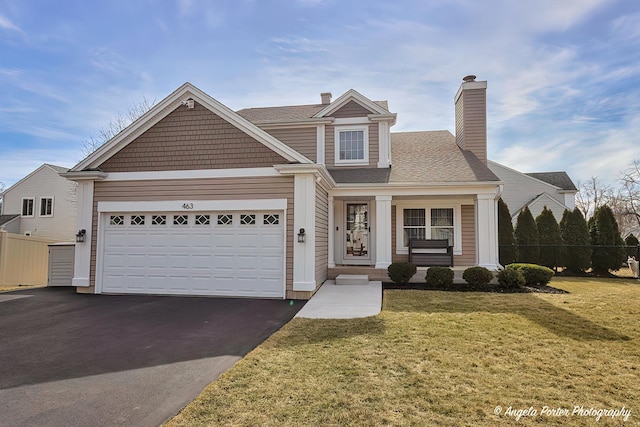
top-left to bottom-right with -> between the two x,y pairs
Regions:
110,215 -> 124,225
195,214 -> 210,225
173,215 -> 188,225
217,214 -> 232,225
240,214 -> 256,225
264,214 -> 280,225
131,215 -> 145,225
152,215 -> 167,225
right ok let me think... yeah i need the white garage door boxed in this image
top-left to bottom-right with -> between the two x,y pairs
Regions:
100,211 -> 285,298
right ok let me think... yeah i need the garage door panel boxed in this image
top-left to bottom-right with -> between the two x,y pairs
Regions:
102,210 -> 285,298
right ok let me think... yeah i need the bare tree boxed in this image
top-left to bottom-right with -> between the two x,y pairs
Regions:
616,160 -> 640,236
575,177 -> 614,219
81,96 -> 155,157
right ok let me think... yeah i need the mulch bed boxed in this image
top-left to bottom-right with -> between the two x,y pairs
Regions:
383,283 -> 568,294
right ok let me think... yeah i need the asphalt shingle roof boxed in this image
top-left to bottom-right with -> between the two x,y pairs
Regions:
328,168 -> 391,184
0,214 -> 19,226
525,172 -> 578,191
389,131 -> 499,184
237,101 -> 390,123
46,164 -> 70,174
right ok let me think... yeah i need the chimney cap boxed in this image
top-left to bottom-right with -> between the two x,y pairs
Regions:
462,75 -> 477,83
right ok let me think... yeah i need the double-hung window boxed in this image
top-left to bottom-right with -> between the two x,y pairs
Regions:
335,125 -> 369,165
398,206 -> 459,254
22,198 -> 34,217
40,197 -> 53,217
430,208 -> 454,243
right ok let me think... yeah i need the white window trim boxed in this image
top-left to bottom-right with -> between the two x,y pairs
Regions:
39,196 -> 54,217
395,203 -> 462,256
334,125 -> 369,166
21,197 -> 35,217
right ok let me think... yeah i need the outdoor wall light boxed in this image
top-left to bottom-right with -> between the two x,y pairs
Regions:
297,228 -> 306,243
75,229 -> 86,243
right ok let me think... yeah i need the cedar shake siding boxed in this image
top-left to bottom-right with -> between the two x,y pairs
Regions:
90,176 -> 296,297
324,123 -> 379,168
262,127 -> 317,162
315,184 -> 329,285
99,102 -> 288,172
332,100 -> 374,118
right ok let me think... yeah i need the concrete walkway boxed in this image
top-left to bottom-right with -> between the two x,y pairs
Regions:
295,280 -> 382,319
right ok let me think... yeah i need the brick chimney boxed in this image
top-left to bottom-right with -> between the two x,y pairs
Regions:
321,92 -> 332,105
454,75 -> 487,164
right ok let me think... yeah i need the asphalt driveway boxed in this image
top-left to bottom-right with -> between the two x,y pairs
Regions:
0,287 -> 303,427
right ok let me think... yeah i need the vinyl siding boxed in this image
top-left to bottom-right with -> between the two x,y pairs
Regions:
455,89 -> 486,164
332,100 -> 374,118
263,127 -> 316,162
99,102 -> 288,172
2,166 -> 77,241
90,176 -> 296,297
458,205 -> 476,266
325,123 -> 379,168
315,184 -> 328,285
488,161 -> 568,223
391,207 -> 407,263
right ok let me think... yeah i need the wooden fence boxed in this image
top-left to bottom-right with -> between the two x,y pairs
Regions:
0,231 -> 58,287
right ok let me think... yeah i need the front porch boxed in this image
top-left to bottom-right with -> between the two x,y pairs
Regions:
328,265 -> 476,284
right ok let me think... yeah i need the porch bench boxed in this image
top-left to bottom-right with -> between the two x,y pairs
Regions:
408,239 -> 453,267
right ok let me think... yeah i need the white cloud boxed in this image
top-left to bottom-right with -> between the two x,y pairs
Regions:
0,14 -> 23,33
0,148 -> 80,188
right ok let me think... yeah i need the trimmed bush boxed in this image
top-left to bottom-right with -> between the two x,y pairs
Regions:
425,267 -> 454,287
590,205 -> 625,274
515,207 -> 539,264
498,198 -> 517,265
387,262 -> 417,285
536,206 -> 564,270
462,266 -> 494,287
560,208 -> 591,273
496,268 -> 525,289
506,263 -> 554,286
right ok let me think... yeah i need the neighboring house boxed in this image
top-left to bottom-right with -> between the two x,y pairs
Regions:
0,164 -> 77,241
62,77 -> 502,300
0,214 -> 20,233
488,161 -> 577,223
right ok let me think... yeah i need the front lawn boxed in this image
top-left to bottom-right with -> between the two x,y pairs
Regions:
166,277 -> 639,426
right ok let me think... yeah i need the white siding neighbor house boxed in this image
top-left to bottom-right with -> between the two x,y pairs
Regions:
488,160 -> 577,223
1,164 -> 77,241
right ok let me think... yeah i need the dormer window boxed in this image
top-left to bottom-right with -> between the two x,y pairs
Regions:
335,125 -> 369,165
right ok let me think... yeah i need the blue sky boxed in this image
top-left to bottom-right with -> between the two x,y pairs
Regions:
1,0 -> 639,188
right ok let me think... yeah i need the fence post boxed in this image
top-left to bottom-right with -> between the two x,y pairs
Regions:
0,231 -> 7,287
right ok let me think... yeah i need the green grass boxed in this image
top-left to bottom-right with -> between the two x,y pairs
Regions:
166,277 -> 640,426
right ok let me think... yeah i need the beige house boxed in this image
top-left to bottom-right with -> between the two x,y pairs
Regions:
1,164 -> 77,241
62,76 -> 502,300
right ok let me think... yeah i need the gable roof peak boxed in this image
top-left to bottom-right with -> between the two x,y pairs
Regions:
72,83 -> 312,172
313,88 -> 391,118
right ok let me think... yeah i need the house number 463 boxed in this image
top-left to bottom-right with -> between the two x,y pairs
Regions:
182,203 -> 194,210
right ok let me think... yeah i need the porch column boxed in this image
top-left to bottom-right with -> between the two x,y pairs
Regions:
328,195 -> 335,268
72,181 -> 94,287
293,174 -> 316,291
475,193 -> 499,270
375,195 -> 392,269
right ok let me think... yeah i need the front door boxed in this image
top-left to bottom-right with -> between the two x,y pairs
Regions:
345,203 -> 370,262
